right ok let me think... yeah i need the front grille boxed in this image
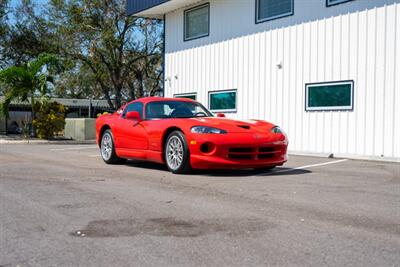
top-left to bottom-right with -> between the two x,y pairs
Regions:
229,147 -> 253,153
258,154 -> 275,159
228,147 -> 254,160
227,146 -> 281,160
259,147 -> 275,153
228,154 -> 253,160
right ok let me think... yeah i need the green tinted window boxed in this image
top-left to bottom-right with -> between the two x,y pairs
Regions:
174,94 -> 196,100
209,90 -> 237,112
306,81 -> 353,111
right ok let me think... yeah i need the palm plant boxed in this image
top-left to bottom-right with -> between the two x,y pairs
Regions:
0,54 -> 60,136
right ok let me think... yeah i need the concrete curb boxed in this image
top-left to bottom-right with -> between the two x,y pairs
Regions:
288,151 -> 400,163
0,139 -> 97,145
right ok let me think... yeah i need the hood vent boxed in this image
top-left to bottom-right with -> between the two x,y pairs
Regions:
237,125 -> 250,130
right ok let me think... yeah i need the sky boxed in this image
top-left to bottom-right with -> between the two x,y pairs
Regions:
10,0 -> 48,8
8,0 -> 48,24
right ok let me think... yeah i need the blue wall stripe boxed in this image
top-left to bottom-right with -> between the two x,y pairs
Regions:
126,0 -> 170,16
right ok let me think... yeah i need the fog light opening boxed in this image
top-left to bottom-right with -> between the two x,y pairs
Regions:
200,142 -> 215,154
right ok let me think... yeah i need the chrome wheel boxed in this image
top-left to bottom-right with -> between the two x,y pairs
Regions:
166,136 -> 184,170
101,132 -> 113,161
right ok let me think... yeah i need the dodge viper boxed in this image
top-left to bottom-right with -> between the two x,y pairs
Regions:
96,97 -> 288,174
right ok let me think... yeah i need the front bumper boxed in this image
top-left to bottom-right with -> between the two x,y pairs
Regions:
188,133 -> 288,169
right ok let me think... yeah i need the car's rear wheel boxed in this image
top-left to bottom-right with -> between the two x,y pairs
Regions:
101,129 -> 126,164
165,131 -> 191,174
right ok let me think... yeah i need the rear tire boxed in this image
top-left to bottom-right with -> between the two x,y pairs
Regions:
100,129 -> 126,164
165,131 -> 191,174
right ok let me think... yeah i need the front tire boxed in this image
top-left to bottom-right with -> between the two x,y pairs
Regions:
165,131 -> 191,174
100,129 -> 126,164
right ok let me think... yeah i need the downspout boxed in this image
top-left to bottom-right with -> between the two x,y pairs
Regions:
162,14 -> 166,97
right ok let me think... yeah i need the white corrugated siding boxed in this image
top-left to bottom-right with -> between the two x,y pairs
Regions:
164,2 -> 400,160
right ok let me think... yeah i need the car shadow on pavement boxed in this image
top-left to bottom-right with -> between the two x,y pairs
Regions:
125,160 -> 169,171
194,167 -> 311,177
124,160 -> 311,177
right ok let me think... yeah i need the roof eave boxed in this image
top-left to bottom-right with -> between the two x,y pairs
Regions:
127,0 -> 203,18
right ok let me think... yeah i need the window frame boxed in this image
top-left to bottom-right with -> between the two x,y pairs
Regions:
184,3 -> 210,42
305,80 -> 354,112
173,93 -> 197,100
326,0 -> 354,7
255,0 -> 294,24
208,89 -> 238,113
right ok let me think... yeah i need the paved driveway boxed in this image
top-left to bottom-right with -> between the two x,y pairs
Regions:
0,144 -> 399,267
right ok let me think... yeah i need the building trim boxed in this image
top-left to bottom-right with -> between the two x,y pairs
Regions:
162,15 -> 166,97
126,0 -> 170,16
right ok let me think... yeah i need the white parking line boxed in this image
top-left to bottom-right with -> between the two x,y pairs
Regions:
50,146 -> 98,151
259,159 -> 349,175
89,154 -> 100,157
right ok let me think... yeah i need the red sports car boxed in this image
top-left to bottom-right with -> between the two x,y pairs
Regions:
96,97 -> 288,174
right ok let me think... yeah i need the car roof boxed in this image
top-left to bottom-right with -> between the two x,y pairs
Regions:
128,97 -> 196,105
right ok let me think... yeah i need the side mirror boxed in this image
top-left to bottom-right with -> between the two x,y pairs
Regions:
217,113 -> 226,118
126,111 -> 142,122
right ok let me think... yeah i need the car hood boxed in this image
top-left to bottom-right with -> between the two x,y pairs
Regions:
189,117 -> 275,133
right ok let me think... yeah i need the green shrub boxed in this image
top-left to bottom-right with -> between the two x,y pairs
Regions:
97,111 -> 109,118
33,100 -> 67,139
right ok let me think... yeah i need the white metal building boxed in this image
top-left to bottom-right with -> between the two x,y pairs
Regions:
128,0 -> 400,161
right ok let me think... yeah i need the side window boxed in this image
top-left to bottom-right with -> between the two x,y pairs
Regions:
146,102 -> 169,119
184,3 -> 210,41
174,93 -> 197,100
256,0 -> 293,23
326,0 -> 354,7
122,102 -> 143,118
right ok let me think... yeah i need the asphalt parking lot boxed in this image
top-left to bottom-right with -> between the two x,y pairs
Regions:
0,144 -> 399,267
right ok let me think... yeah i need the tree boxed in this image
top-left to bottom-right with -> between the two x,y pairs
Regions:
0,54 -> 60,136
0,0 -> 6,31
1,0 -> 164,107
0,0 -> 9,68
45,0 -> 163,109
54,63 -> 104,99
1,1 -> 57,68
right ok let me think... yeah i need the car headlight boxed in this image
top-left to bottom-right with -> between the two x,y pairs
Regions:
271,126 -> 288,141
191,126 -> 227,134
271,126 -> 283,134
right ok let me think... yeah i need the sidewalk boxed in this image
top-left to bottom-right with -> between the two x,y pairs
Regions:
0,135 -> 96,145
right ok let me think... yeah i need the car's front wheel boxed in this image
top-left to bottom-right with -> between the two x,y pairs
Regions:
165,131 -> 191,174
101,129 -> 126,164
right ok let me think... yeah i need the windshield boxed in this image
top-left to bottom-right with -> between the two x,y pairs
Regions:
146,101 -> 213,119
